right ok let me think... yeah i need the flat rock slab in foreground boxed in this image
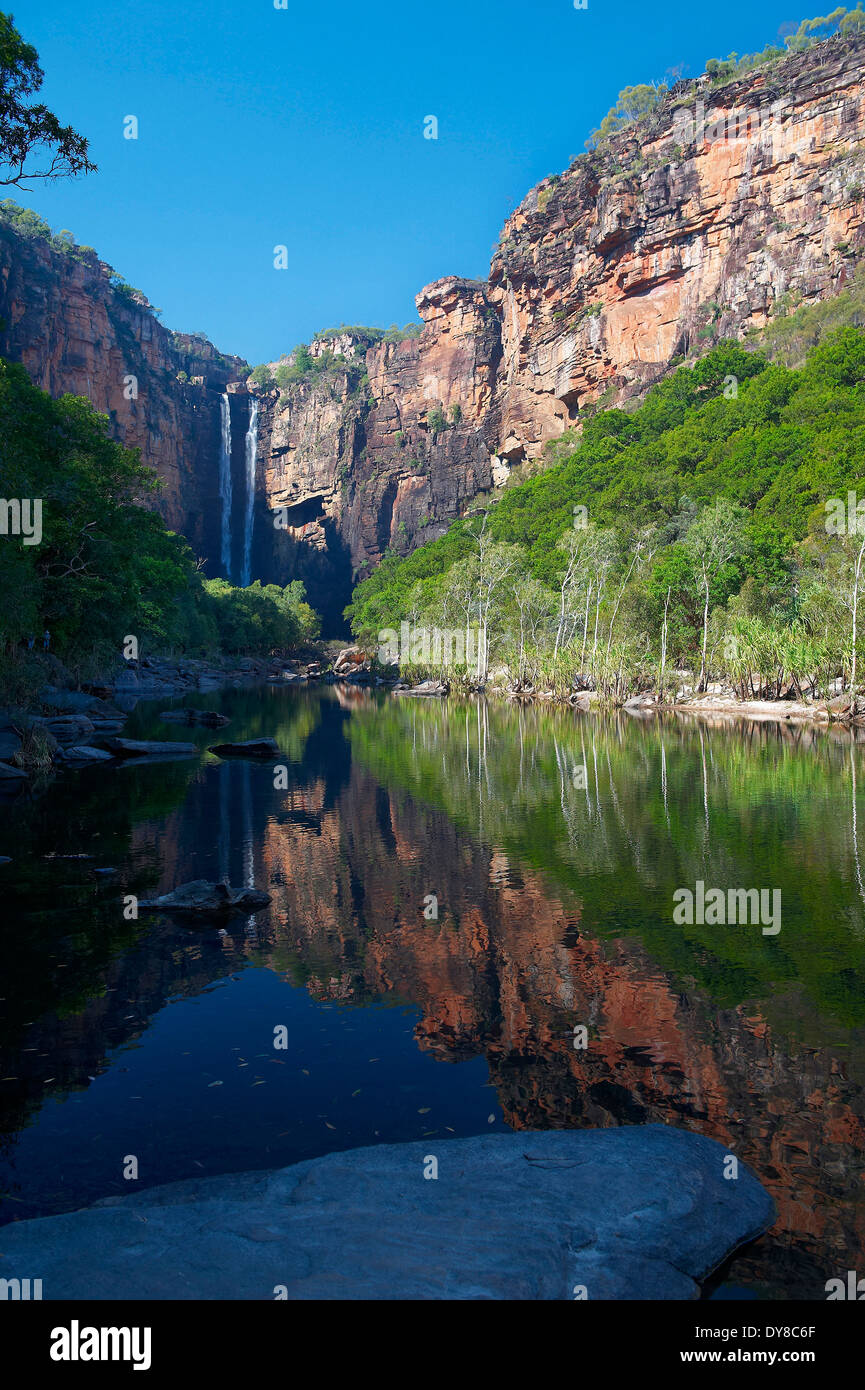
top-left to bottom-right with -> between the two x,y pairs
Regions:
0,1127 -> 773,1300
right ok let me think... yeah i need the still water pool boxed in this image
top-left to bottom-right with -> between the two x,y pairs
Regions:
1,684 -> 863,1298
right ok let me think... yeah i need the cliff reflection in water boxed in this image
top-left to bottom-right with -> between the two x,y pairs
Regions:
1,686 -> 863,1298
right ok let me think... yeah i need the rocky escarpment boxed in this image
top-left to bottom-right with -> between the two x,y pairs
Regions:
0,226 -> 249,571
3,37 -> 865,624
251,36 -> 865,607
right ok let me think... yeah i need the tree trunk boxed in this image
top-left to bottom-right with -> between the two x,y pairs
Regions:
699,576 -> 710,692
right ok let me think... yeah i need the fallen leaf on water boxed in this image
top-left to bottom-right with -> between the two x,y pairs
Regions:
325,1122 -> 336,1130
252,1080 -> 266,1087
351,1089 -> 361,1097
301,1069 -> 310,1075
445,1127 -> 455,1132
418,1108 -> 430,1114
368,1058 -> 379,1063
208,1081 -> 223,1088
487,1114 -> 495,1123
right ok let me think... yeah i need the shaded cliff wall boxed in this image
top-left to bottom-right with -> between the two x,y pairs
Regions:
0,226 -> 249,574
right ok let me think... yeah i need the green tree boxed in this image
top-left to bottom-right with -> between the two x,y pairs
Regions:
590,82 -> 667,145
683,498 -> 748,689
0,12 -> 95,188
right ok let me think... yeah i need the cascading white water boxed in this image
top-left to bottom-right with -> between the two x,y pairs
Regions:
240,397 -> 259,587
218,392 -> 233,579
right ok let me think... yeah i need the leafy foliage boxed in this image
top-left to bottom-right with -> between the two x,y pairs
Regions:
586,8 -> 865,152
0,359 -> 320,669
0,12 -> 96,188
348,332 -> 865,698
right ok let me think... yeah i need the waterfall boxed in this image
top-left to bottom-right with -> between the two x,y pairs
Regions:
241,397 -> 259,587
218,392 -> 233,579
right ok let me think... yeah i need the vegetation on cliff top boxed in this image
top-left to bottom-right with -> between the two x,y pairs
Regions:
0,198 -> 167,318
249,323 -> 421,395
347,329 -> 865,701
586,6 -> 865,149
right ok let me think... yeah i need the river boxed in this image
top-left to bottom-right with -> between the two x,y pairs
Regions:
1,684 -> 863,1299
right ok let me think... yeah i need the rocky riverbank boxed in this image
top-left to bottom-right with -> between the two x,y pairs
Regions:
0,652 -> 317,785
334,646 -> 865,727
3,646 -> 861,793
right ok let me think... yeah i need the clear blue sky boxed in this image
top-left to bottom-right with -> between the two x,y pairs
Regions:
12,0 -> 800,365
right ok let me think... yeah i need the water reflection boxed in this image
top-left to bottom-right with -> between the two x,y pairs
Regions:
0,686 -> 863,1298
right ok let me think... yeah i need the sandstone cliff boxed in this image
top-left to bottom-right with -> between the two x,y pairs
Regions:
2,36 -> 865,626
254,36 -> 865,616
0,225 -> 249,571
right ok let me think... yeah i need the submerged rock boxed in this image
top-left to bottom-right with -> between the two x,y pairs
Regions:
208,738 -> 279,758
0,1127 -> 773,1300
159,708 -> 231,727
102,737 -> 198,757
138,879 -> 271,916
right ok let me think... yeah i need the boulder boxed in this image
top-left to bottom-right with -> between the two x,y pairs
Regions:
32,714 -> 95,745
138,880 -> 271,916
0,1127 -> 774,1300
334,646 -> 364,669
397,680 -> 448,697
208,739 -> 279,758
38,689 -> 111,714
62,745 -> 115,762
0,731 -> 22,761
101,738 -> 197,757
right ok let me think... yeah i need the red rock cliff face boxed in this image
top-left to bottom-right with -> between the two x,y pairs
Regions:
488,38 -> 865,451
254,38 -> 865,608
0,226 -> 248,569
3,38 -> 864,622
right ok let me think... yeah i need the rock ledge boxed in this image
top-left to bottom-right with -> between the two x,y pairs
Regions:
0,1126 -> 774,1300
